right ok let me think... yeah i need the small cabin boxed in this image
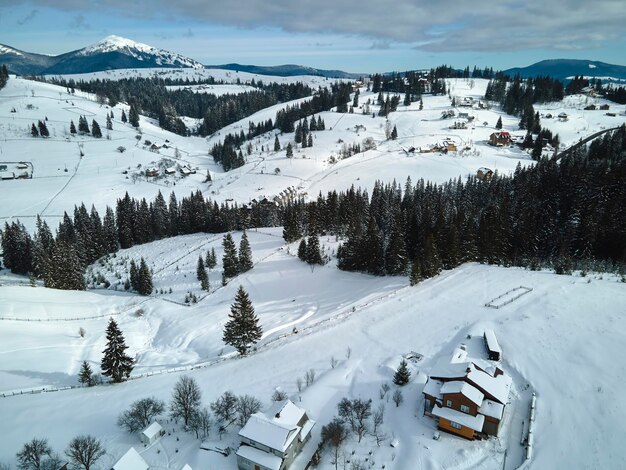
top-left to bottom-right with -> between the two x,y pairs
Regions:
476,167 -> 494,182
584,104 -> 597,111
483,329 -> 502,361
145,168 -> 159,177
141,421 -> 165,445
489,132 -> 511,147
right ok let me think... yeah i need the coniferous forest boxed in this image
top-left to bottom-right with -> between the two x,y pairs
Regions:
3,125 -> 625,290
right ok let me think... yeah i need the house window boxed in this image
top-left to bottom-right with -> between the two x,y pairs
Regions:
446,399 -> 453,408
450,421 -> 462,430
460,405 -> 470,414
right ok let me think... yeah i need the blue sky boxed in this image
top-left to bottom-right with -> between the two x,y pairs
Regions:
1,1 -> 625,73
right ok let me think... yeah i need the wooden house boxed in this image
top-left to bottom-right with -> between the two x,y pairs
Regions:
476,167 -> 494,182
237,400 -> 316,470
422,347 -> 512,440
145,168 -> 159,177
489,131 -> 511,146
599,104 -> 610,110
584,104 -> 597,111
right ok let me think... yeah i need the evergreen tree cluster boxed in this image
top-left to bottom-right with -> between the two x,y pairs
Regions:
0,64 -> 8,90
129,258 -> 153,295
46,75 -> 313,137
604,85 -> 626,104
222,231 -> 254,284
30,120 -> 49,137
297,235 -> 324,265
485,75 -> 565,116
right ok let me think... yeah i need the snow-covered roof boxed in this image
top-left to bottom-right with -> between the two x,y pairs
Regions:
237,445 -> 282,470
429,356 -> 472,380
432,405 -> 485,432
440,381 -> 484,406
142,421 -> 163,440
466,366 -> 512,405
479,399 -> 505,420
112,447 -> 149,470
180,465 -> 192,470
422,378 -> 444,400
239,400 -> 308,453
300,417 -> 316,442
484,329 -> 502,354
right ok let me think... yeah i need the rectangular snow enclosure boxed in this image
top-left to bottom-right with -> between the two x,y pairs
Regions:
483,330 -> 502,361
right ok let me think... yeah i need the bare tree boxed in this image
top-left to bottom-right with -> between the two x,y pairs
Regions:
379,383 -> 390,399
189,407 -> 213,440
170,375 -> 202,427
210,391 -> 238,431
305,369 -> 316,387
118,397 -> 165,433
321,418 -> 348,470
236,395 -> 262,426
371,404 -> 387,446
330,356 -> 338,368
337,398 -> 372,442
296,377 -> 303,392
392,389 -> 404,407
65,435 -> 105,470
15,438 -> 52,470
271,389 -> 288,402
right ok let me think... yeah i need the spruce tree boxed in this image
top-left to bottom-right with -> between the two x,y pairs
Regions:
70,120 -> 77,135
78,115 -> 90,134
38,120 -> 49,137
137,257 -> 153,295
286,142 -> 293,158
91,120 -> 102,138
78,360 -> 94,386
106,114 -> 113,130
121,110 -> 127,123
390,125 -> 398,140
222,233 -> 239,282
297,238 -> 307,261
223,286 -> 262,355
197,255 -> 209,290
495,116 -> 503,130
274,135 -> 281,152
101,318 -> 134,383
31,123 -> 39,137
129,259 -> 139,291
206,248 -> 217,269
305,235 -> 323,265
393,359 -> 411,386
129,104 -> 139,128
238,231 -> 253,272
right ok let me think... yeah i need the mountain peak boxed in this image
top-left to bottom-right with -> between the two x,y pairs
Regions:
81,35 -> 158,55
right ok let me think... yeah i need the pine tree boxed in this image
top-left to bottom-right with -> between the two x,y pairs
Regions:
222,286 -> 262,355
305,235 -> 323,265
78,360 -> 94,386
38,120 -> 49,137
91,120 -> 102,138
101,318 -> 134,383
222,233 -> 239,282
286,142 -> 293,158
31,123 -> 39,137
393,359 -> 411,386
206,248 -> 217,269
129,259 -> 139,291
106,114 -> 113,130
274,135 -> 281,152
238,231 -> 253,272
129,104 -> 140,128
390,125 -> 398,140
137,257 -> 153,295
70,120 -> 77,135
78,115 -> 90,134
297,238 -> 307,261
495,116 -> 503,130
197,255 -> 209,291
307,133 -> 313,148
121,110 -> 127,123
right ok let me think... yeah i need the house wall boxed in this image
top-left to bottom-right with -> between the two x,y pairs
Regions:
237,455 -> 274,470
483,415 -> 501,436
441,392 -> 479,416
437,417 -> 476,440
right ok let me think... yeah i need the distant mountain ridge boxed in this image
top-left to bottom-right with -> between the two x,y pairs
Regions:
503,59 -> 626,80
0,36 -> 203,75
206,63 -> 363,79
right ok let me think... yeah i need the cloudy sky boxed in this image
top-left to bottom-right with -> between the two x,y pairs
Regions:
1,0 -> 625,73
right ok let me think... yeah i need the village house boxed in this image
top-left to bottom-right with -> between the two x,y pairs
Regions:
145,167 -> 159,177
141,421 -> 165,445
423,343 -> 512,440
111,447 -> 149,470
236,399 -> 316,470
599,104 -> 610,110
489,131 -> 511,147
584,104 -> 597,111
476,167 -> 494,182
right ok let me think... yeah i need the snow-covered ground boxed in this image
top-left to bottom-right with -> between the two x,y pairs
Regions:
1,73 -> 626,469
1,260 -> 625,469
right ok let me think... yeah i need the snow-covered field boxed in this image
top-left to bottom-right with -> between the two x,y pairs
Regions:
1,259 -> 625,469
1,72 -> 626,469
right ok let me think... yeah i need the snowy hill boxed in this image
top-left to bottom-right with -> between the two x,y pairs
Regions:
0,35 -> 203,75
504,59 -> 626,80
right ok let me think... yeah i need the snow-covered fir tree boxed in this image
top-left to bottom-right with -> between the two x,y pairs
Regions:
222,285 -> 262,355
101,318 -> 134,383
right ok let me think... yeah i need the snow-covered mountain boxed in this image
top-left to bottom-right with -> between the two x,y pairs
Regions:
0,35 -> 204,75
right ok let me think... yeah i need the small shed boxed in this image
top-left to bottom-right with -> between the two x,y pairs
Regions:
483,329 -> 502,361
141,421 -> 165,445
111,447 -> 149,470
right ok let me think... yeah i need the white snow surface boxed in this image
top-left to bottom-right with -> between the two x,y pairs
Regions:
1,73 -> 626,469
